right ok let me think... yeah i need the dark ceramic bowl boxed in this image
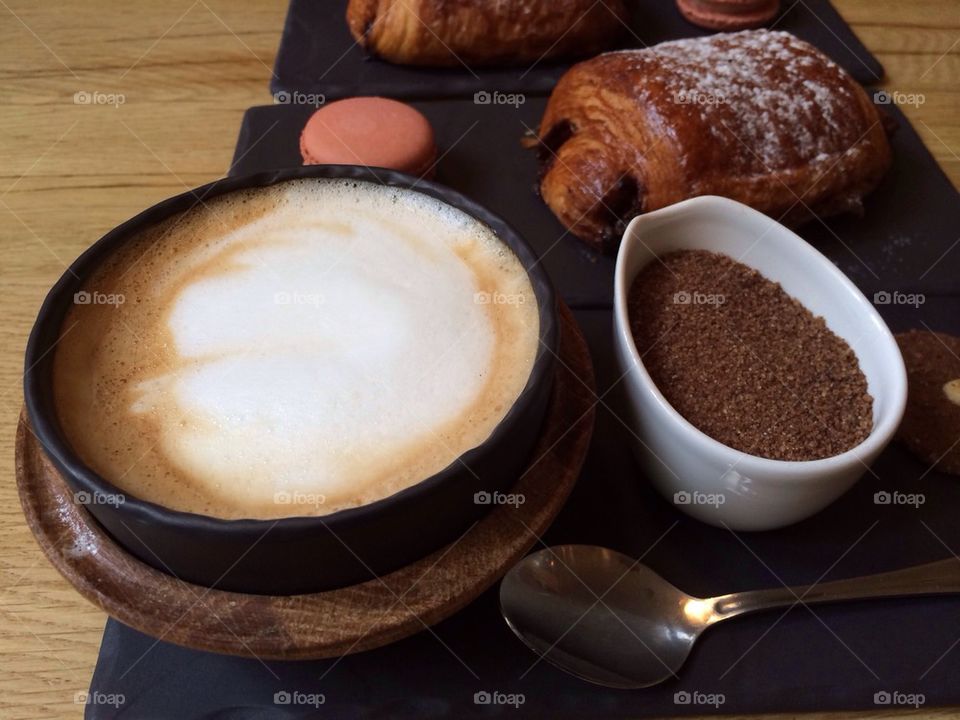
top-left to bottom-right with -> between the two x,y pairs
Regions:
24,165 -> 558,595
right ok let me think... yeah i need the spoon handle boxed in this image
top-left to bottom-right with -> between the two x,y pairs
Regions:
710,558 -> 960,620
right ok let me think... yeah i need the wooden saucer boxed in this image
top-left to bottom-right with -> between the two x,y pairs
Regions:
15,303 -> 595,660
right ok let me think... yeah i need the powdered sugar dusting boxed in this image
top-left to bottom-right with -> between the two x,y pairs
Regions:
615,30 -> 862,171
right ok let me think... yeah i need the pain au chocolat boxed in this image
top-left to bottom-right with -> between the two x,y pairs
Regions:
536,30 -> 892,253
346,0 -> 629,67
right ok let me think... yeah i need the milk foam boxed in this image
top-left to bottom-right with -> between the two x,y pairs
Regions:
53,179 -> 540,519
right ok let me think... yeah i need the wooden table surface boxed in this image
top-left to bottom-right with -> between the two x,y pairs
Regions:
0,1 -> 957,718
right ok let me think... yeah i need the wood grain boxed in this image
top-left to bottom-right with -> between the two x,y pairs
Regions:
0,0 -> 957,717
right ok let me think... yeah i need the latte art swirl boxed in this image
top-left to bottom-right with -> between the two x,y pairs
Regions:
53,179 -> 540,519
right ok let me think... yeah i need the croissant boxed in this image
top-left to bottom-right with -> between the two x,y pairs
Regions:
537,30 -> 893,253
346,0 -> 629,67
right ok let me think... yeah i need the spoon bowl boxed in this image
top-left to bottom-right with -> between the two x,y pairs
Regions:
501,545 -> 960,689
500,545 -> 703,688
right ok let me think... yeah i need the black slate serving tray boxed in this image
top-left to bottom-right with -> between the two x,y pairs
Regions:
270,0 -> 884,101
84,5 -> 960,713
88,300 -> 960,718
229,99 -> 960,306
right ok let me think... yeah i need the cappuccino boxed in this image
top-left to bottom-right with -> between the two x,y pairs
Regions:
53,179 -> 540,519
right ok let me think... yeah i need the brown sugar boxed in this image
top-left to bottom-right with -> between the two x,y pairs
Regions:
628,250 -> 873,461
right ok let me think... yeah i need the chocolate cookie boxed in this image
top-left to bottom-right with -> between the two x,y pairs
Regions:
895,330 -> 960,475
676,0 -> 779,31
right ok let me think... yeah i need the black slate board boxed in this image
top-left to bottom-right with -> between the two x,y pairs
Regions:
270,0 -> 884,100
85,31 -> 960,716
88,301 -> 960,719
229,99 -> 960,306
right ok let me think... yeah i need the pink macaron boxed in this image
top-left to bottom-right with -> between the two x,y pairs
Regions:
676,0 -> 780,30
299,97 -> 437,178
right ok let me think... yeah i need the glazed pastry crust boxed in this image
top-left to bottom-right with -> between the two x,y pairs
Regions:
537,30 -> 893,253
346,0 -> 629,67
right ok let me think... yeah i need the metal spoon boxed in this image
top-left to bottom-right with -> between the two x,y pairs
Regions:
500,545 -> 960,689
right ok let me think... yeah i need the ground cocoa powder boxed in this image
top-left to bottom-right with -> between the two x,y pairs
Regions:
628,250 -> 873,461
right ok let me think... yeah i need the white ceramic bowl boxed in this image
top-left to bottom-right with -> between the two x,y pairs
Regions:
613,196 -> 907,531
